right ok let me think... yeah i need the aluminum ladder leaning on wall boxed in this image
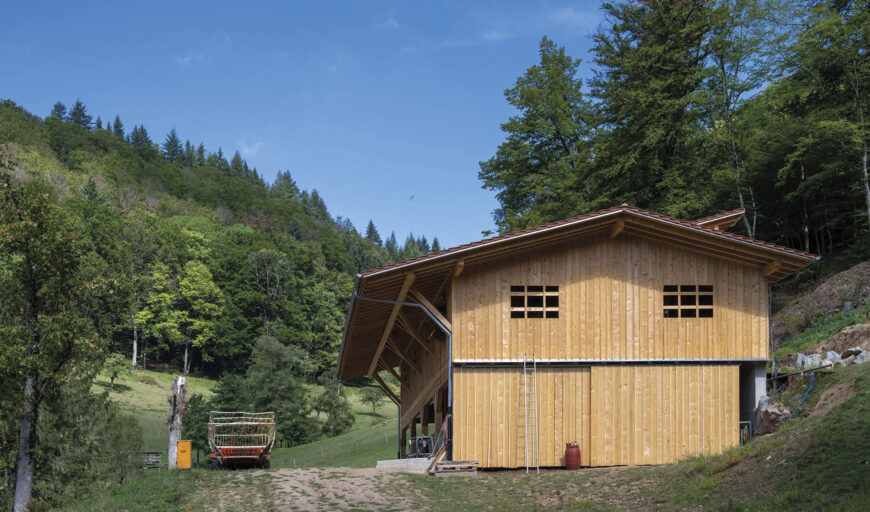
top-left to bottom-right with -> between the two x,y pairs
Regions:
522,353 -> 540,474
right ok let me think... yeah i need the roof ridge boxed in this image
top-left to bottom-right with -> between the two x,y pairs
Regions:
359,205 -> 815,276
692,208 -> 746,225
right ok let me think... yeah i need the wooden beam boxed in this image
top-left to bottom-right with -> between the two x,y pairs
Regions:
367,272 -> 416,376
453,259 -> 465,277
401,365 -> 448,427
396,311 -> 434,357
386,340 -> 420,374
409,287 -> 452,332
378,361 -> 404,385
609,218 -> 625,238
372,372 -> 400,406
762,259 -> 782,277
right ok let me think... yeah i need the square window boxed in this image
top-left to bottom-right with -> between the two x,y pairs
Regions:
545,295 -> 559,308
545,311 -> 559,319
663,295 -> 678,306
510,285 -> 525,292
663,285 -> 678,292
527,285 -> 544,292
681,309 -> 696,318
545,285 -> 558,292
681,295 -> 696,306
698,295 -> 713,306
511,311 -> 525,319
511,295 -> 525,308
698,285 -> 713,292
527,311 -> 544,319
663,309 -> 679,318
699,308 -> 713,318
680,285 -> 696,292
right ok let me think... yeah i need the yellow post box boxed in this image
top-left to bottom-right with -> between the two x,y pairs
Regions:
177,440 -> 192,469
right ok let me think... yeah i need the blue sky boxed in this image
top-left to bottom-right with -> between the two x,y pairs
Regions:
1,1 -> 603,248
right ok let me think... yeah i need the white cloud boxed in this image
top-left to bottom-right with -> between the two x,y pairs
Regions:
399,46 -> 417,54
482,30 -> 511,41
239,140 -> 264,158
549,6 -> 600,32
378,16 -> 399,29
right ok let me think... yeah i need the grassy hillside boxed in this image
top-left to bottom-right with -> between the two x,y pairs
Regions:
93,368 -> 397,461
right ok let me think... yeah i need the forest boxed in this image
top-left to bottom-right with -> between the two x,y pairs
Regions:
1,0 -> 868,510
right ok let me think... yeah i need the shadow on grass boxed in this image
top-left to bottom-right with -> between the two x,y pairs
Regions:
93,380 -> 133,393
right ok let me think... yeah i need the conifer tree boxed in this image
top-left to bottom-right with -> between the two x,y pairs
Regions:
230,151 -> 245,176
195,143 -> 206,166
162,128 -> 181,162
431,237 -> 441,252
49,102 -> 66,120
364,220 -> 382,246
385,231 -> 398,257
94,116 -> 102,130
112,115 -> 124,139
67,99 -> 92,130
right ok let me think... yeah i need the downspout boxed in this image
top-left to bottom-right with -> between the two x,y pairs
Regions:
344,279 -> 454,460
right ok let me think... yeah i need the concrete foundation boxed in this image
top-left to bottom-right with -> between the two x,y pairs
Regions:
739,364 -> 767,422
375,458 -> 432,474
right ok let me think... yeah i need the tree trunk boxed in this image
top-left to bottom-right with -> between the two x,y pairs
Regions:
167,376 -> 187,469
142,337 -> 147,370
183,343 -> 190,376
13,376 -> 37,512
132,316 -> 138,369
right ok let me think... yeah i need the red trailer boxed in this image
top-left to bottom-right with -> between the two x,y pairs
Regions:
208,411 -> 276,469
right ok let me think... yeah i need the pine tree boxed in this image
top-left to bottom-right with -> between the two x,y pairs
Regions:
105,120 -> 112,133
364,220 -> 382,246
94,116 -> 102,130
195,143 -> 206,166
162,128 -> 182,162
49,102 -> 67,121
112,115 -> 125,139
181,140 -> 194,166
385,231 -> 398,257
230,151 -> 245,176
67,99 -> 93,130
431,237 -> 441,252
129,125 -> 152,150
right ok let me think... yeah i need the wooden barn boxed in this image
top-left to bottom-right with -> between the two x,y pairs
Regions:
336,205 -> 817,469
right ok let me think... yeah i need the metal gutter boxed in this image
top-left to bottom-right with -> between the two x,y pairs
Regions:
453,358 -> 769,366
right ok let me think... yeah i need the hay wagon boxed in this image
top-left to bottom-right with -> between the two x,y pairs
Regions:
208,411 -> 276,469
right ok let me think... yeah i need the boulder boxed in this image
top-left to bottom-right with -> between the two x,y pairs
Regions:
755,395 -> 791,435
855,351 -> 870,365
824,350 -> 843,367
841,347 -> 863,359
843,355 -> 857,366
796,353 -> 809,369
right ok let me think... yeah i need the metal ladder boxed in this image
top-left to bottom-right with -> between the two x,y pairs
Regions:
522,353 -> 539,474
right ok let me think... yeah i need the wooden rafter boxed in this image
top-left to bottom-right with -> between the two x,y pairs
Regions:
762,259 -> 782,278
409,287 -> 452,332
378,360 -> 404,385
386,339 -> 420,374
372,372 -> 400,406
609,218 -> 625,238
396,310 -> 434,357
367,272 -> 416,376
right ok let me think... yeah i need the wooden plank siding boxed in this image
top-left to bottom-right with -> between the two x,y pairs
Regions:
453,367 -> 591,468
450,234 -> 769,362
453,364 -> 739,468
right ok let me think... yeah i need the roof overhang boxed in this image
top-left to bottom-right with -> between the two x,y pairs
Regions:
336,206 -> 818,381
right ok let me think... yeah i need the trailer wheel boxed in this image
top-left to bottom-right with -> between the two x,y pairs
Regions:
262,459 -> 271,469
210,459 -> 219,471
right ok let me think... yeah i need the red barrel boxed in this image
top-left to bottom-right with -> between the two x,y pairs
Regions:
565,443 -> 581,470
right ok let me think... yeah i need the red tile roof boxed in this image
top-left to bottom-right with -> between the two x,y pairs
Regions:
691,208 -> 746,225
361,205 -> 817,277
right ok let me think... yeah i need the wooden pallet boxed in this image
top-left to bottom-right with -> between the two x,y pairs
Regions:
434,461 -> 478,473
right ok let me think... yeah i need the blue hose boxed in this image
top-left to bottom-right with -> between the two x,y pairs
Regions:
787,372 -> 814,420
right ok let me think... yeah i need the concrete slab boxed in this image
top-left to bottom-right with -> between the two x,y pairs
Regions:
375,458 -> 432,474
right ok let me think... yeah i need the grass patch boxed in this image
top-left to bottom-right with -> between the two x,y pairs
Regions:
93,368 -> 216,451
774,304 -> 870,361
